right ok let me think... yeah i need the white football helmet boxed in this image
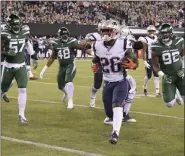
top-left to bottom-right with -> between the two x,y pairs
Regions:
120,25 -> 131,36
147,25 -> 156,37
1,23 -> 7,30
98,20 -> 106,32
100,19 -> 120,41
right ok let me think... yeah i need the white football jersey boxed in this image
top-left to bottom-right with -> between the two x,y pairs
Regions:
38,39 -> 45,49
93,38 -> 129,82
85,32 -> 101,41
138,35 -> 157,59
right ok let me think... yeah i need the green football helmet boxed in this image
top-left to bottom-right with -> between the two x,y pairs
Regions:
158,23 -> 173,43
7,14 -> 22,34
58,27 -> 70,42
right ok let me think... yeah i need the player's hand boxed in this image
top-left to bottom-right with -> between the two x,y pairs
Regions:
177,69 -> 184,79
122,58 -> 137,69
163,75 -> 172,84
8,49 -> 16,56
40,65 -> 48,79
91,63 -> 99,73
144,60 -> 151,69
32,59 -> 38,70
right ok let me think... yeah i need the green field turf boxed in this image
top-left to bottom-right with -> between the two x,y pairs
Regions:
1,60 -> 184,156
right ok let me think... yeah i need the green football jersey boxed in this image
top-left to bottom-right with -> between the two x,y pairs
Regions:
52,37 -> 80,66
1,26 -> 30,64
151,37 -> 184,75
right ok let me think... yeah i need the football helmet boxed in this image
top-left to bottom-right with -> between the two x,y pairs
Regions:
146,25 -> 156,37
22,25 -> 30,31
158,23 -> 173,43
58,27 -> 70,42
98,20 -> 106,32
100,20 -> 120,42
120,26 -> 132,36
7,14 -> 22,34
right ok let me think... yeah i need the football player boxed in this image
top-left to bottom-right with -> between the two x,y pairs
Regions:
40,27 -> 89,109
1,14 -> 35,124
85,20 -> 105,108
152,23 -> 184,107
138,25 -> 162,97
92,20 -> 139,144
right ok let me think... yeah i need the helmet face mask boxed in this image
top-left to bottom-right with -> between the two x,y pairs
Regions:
58,27 -> 70,42
7,14 -> 22,34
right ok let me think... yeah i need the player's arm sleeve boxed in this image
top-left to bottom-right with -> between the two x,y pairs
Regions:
92,42 -> 100,64
25,40 -> 35,55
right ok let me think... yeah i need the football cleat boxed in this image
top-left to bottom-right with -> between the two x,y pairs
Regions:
104,117 -> 113,125
156,93 -> 162,98
2,94 -> 10,103
123,114 -> 136,123
62,94 -> 67,103
29,77 -> 38,80
109,131 -> 118,145
144,89 -> 147,96
90,95 -> 96,108
18,115 -> 28,124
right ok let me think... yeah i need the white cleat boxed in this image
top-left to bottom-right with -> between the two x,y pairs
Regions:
18,115 -> 28,124
90,95 -> 96,108
67,99 -> 74,109
104,117 -> 113,125
176,97 -> 184,105
62,94 -> 67,103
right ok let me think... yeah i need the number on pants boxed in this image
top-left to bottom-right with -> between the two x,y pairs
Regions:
162,51 -> 180,65
9,39 -> 25,53
58,48 -> 70,59
100,57 -> 121,73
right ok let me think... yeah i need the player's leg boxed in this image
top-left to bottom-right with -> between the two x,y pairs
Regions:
110,79 -> 129,144
153,69 -> 162,97
1,67 -> 14,102
65,63 -> 76,109
143,59 -> 152,96
57,67 -> 67,102
15,65 -> 28,124
90,64 -> 103,107
102,81 -> 113,125
123,76 -> 136,122
162,77 -> 176,107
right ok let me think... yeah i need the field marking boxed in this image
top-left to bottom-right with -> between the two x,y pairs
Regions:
28,81 -> 157,95
8,96 -> 184,120
1,136 -> 103,156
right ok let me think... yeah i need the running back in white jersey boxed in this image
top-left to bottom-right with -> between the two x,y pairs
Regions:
85,32 -> 102,41
138,35 -> 157,59
93,38 -> 128,82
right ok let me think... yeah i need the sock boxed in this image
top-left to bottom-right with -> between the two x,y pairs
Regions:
18,88 -> 27,119
112,107 -> 123,136
143,76 -> 149,89
28,70 -> 34,78
91,87 -> 98,97
124,102 -> 132,115
154,77 -> 160,94
66,82 -> 74,99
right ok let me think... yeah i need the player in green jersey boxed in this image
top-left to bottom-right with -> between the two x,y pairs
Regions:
152,23 -> 184,107
40,27 -> 88,109
1,14 -> 35,123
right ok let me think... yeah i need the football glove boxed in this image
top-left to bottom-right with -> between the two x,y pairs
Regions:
122,58 -> 137,69
8,49 -> 16,56
144,60 -> 151,69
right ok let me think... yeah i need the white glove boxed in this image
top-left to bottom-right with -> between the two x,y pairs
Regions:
144,60 -> 151,69
40,65 -> 48,79
158,71 -> 164,77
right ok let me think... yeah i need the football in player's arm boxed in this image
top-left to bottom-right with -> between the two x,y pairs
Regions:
152,23 -> 184,107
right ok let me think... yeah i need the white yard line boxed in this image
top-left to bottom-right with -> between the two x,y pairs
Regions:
9,96 -> 184,120
1,136 -> 103,156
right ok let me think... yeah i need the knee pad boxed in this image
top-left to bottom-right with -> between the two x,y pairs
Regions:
26,66 -> 31,72
166,99 -> 176,108
18,88 -> 26,94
